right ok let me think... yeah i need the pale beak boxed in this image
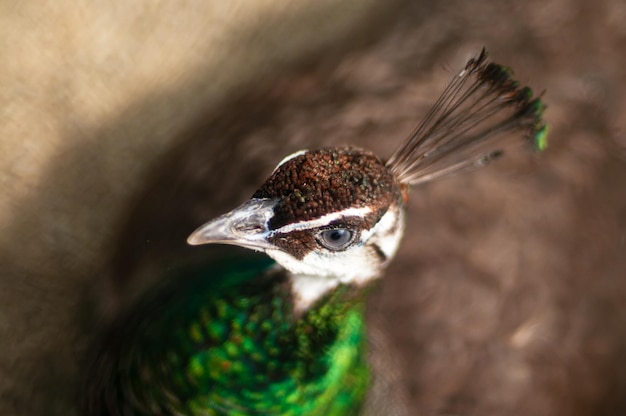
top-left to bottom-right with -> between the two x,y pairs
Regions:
187,198 -> 278,252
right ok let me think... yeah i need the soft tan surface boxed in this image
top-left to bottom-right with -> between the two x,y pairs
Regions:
2,0 -> 626,415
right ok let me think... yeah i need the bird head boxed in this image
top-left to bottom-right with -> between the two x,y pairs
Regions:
188,147 -> 406,310
188,49 -> 547,311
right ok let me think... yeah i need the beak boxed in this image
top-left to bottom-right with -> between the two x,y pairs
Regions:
187,198 -> 278,252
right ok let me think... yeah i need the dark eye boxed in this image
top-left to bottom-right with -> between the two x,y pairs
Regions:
317,229 -> 355,251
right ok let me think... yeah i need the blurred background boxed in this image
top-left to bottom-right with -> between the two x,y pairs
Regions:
1,0 -> 625,415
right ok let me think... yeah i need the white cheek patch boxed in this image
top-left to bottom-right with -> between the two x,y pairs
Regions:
265,205 -> 405,313
368,205 -> 405,264
266,245 -> 379,312
284,247 -> 384,313
266,249 -> 320,277
265,249 -> 344,313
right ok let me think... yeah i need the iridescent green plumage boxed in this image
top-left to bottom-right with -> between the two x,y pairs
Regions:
86,252 -> 370,415
534,124 -> 549,151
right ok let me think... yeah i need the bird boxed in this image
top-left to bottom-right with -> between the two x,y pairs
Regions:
81,49 -> 547,416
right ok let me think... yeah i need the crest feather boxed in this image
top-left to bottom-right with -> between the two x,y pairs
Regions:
386,48 -> 547,186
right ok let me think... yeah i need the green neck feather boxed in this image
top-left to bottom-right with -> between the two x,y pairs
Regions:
115,252 -> 370,415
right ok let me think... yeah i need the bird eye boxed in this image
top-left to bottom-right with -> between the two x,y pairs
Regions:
317,229 -> 355,251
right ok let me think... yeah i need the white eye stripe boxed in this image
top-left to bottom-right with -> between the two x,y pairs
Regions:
269,206 -> 373,235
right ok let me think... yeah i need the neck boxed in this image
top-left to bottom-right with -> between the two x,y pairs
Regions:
96,251 -> 371,415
